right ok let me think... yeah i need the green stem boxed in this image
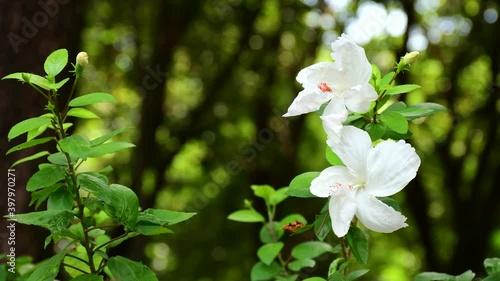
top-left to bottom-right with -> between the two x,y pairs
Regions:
339,237 -> 350,276
66,254 -> 90,265
266,204 -> 288,276
62,76 -> 79,121
94,231 -> 129,252
62,263 -> 89,275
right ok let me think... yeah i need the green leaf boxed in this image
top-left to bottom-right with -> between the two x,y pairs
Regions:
11,210 -> 73,228
70,274 -> 104,281
314,208 -> 331,241
365,123 -> 387,141
385,101 -> 407,112
291,241 -> 335,260
77,173 -> 112,203
326,146 -> 343,166
455,270 -> 475,281
257,242 -> 284,265
286,172 -> 320,198
133,222 -> 174,236
47,189 -> 73,210
250,261 -> 281,281
414,272 -> 456,281
105,184 -> 139,229
347,269 -> 369,280
379,111 -> 408,134
27,164 -> 67,191
371,64 -> 381,80
484,272 -> 500,281
251,185 -> 275,202
27,124 -> 50,141
59,134 -> 91,160
88,142 -> 135,157
2,72 -> 52,90
397,103 -> 447,120
379,197 -> 401,212
27,252 -> 65,281
30,183 -> 64,209
276,275 -> 299,281
8,117 -> 52,141
100,232 -> 139,250
346,226 -> 369,265
280,214 -> 307,225
10,151 -> 50,168
66,108 -> 100,119
270,187 -> 288,205
6,137 -> 54,155
303,278 -> 327,281
138,209 -> 196,226
47,152 -> 76,165
484,258 -> 500,274
69,92 -> 117,107
380,72 -> 395,87
259,222 -> 284,243
227,209 -> 265,223
89,127 -> 131,146
108,256 -> 158,281
44,49 -> 68,77
288,259 -> 316,271
385,84 -> 420,95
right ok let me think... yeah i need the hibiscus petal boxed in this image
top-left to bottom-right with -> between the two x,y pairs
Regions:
344,83 -> 378,113
328,126 -> 372,181
283,88 -> 333,117
355,190 -> 408,233
329,34 -> 372,89
365,140 -> 421,197
329,192 -> 357,237
310,166 -> 356,198
296,62 -> 339,88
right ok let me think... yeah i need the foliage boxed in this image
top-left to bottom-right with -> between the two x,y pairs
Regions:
3,49 -> 195,280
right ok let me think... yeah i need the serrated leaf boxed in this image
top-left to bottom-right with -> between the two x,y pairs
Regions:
291,241 -> 335,260
107,256 -> 158,281
90,127 -> 131,146
251,261 -> 281,281
8,117 -> 52,140
286,172 -> 320,198
69,93 -> 117,107
326,146 -> 343,166
27,252 -> 65,281
105,184 -> 139,230
66,108 -> 100,119
138,209 -> 196,226
27,164 -> 67,191
257,242 -> 284,265
47,188 -> 73,210
88,142 -> 135,157
346,226 -> 369,265
385,84 -> 420,95
7,137 -> 54,155
379,111 -> 408,134
44,49 -> 68,77
77,173 -> 112,204
10,151 -> 50,168
59,134 -> 91,160
228,209 -> 265,223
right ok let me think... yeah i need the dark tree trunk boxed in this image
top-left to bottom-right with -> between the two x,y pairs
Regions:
0,0 -> 84,265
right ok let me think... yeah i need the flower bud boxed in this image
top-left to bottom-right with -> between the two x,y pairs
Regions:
76,52 -> 89,67
402,51 -> 419,65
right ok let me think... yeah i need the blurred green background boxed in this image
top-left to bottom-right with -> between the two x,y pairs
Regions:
1,0 -> 499,280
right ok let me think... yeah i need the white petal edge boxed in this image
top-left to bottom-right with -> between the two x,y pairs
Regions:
310,166 -> 356,198
283,88 -> 333,117
329,193 -> 357,237
344,83 -> 378,113
355,190 -> 408,233
330,34 -> 372,87
328,126 -> 372,181
364,139 -> 421,197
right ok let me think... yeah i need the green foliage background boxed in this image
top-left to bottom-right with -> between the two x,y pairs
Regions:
1,0 -> 499,280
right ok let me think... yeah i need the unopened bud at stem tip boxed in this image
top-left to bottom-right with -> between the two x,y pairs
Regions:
76,52 -> 89,67
402,51 -> 419,65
